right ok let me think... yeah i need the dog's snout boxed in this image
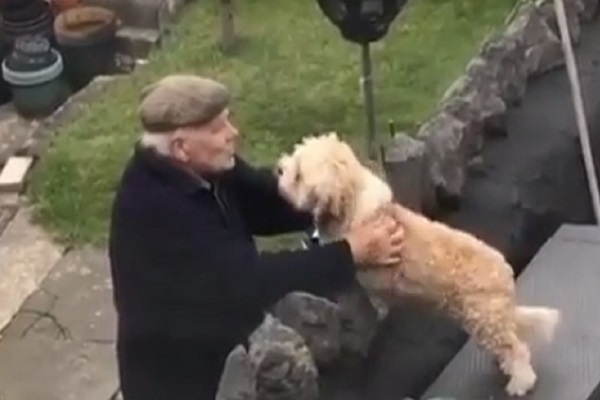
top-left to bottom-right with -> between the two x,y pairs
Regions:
274,164 -> 283,176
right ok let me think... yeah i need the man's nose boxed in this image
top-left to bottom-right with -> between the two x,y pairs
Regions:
227,120 -> 239,137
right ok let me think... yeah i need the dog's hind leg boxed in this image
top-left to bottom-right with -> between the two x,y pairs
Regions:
497,334 -> 536,397
460,297 -> 537,397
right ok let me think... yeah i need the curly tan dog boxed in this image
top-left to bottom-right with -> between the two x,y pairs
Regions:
275,132 -> 561,397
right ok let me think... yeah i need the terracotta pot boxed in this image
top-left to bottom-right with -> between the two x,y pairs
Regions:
54,5 -> 118,90
51,0 -> 81,14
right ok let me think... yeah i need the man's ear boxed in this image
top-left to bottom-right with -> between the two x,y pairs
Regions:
169,131 -> 189,163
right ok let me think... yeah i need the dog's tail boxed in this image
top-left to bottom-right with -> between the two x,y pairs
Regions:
516,306 -> 561,344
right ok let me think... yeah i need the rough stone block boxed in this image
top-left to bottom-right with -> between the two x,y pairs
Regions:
580,0 -> 598,20
0,156 -> 35,194
475,32 -> 528,106
505,2 -> 566,78
383,133 -> 427,213
0,207 -> 64,332
248,314 -> 319,400
334,282 -> 380,360
272,292 -> 342,366
216,345 -> 257,400
535,0 -> 583,44
417,112 -> 470,210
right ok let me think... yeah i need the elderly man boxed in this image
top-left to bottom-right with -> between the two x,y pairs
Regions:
108,74 -> 404,400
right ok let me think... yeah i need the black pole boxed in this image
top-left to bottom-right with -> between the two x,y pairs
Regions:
361,42 -> 377,160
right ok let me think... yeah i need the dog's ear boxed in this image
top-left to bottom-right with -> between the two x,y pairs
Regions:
312,158 -> 356,220
314,195 -> 331,220
325,131 -> 340,141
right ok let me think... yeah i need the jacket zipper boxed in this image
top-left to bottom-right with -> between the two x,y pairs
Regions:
212,183 -> 231,227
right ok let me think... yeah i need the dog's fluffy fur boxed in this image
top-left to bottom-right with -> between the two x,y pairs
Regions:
276,132 -> 561,397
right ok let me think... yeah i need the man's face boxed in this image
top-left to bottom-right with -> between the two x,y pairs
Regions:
170,108 -> 239,176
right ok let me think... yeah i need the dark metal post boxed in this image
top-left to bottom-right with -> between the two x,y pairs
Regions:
361,42 -> 377,160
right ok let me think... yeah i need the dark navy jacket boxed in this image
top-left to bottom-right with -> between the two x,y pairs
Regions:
108,144 -> 356,342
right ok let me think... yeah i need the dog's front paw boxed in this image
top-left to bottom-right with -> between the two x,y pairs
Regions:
505,368 -> 537,397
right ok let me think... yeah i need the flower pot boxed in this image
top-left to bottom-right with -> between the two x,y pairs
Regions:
2,35 -> 70,117
54,5 -> 118,90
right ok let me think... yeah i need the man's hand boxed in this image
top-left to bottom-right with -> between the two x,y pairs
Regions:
344,214 -> 404,267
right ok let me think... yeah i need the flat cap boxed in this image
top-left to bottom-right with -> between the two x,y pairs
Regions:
138,74 -> 231,133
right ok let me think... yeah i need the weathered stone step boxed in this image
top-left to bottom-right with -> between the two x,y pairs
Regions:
0,246 -> 118,400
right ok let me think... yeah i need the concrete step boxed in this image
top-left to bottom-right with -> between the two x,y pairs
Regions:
116,25 -> 161,60
81,0 -> 184,31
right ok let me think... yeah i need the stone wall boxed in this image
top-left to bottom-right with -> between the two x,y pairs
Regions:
386,0 -> 595,216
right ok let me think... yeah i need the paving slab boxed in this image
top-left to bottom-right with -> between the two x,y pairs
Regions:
0,156 -> 35,193
0,246 -> 119,400
0,207 -> 64,332
0,192 -> 19,209
0,336 -> 117,400
0,103 -> 37,166
0,207 -> 15,235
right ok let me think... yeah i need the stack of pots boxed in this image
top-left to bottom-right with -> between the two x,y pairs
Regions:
0,0 -> 55,49
50,0 -> 82,14
54,5 -> 119,91
0,34 -> 11,105
1,35 -> 70,118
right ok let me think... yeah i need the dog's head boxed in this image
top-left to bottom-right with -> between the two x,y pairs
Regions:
276,132 -> 363,225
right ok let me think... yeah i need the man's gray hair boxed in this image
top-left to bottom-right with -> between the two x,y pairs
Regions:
139,131 -> 172,156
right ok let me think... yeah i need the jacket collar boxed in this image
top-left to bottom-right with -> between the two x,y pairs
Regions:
133,142 -> 213,195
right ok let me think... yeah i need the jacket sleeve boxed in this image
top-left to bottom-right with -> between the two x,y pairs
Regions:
227,156 -> 313,236
126,203 -> 356,314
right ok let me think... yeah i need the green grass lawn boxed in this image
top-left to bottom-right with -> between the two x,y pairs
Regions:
28,0 -> 517,247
